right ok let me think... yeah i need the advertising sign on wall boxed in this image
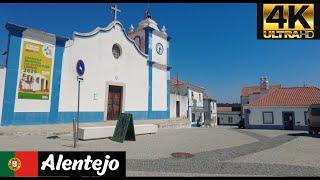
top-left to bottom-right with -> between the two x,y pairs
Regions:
17,39 -> 54,100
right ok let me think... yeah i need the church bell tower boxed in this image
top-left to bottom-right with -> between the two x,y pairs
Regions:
128,8 -> 171,119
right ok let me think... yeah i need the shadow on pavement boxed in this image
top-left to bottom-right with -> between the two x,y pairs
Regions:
217,125 -> 239,129
46,135 -> 60,139
287,133 -> 320,138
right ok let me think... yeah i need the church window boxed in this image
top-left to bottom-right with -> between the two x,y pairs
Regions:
112,44 -> 122,59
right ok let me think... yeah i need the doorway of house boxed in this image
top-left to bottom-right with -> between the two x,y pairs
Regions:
176,101 -> 180,118
107,85 -> 122,120
192,113 -> 196,122
283,112 -> 294,130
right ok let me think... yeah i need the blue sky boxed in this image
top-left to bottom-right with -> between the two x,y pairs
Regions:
0,3 -> 319,103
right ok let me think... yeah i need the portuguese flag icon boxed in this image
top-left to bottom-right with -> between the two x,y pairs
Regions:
0,151 -> 38,177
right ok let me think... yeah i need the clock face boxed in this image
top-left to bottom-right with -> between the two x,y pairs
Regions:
156,43 -> 164,55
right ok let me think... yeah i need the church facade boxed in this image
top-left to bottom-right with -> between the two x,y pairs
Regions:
0,6 -> 171,126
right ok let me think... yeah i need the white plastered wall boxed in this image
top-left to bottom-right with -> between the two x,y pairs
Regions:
152,67 -> 167,111
0,68 -> 6,124
170,93 -> 188,119
151,33 -> 168,111
59,24 -> 148,113
248,107 -> 309,126
188,89 -> 204,107
151,33 -> 167,65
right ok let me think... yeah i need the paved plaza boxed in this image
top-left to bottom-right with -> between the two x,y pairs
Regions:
0,126 -> 319,176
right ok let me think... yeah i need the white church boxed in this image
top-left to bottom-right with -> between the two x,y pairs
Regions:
0,5 -> 171,125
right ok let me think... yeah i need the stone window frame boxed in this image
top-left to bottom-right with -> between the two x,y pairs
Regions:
112,43 -> 122,59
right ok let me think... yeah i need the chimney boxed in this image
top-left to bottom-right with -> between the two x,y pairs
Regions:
260,76 -> 269,92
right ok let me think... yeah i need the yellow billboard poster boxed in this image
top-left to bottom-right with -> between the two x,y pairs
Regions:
17,39 -> 54,100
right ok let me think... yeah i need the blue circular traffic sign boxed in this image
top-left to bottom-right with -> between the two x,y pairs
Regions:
76,60 -> 85,76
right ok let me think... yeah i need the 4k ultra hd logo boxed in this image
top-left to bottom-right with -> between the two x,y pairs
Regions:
257,3 -> 320,39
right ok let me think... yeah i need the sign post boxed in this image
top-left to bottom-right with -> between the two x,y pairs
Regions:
74,60 -> 85,148
73,117 -> 76,148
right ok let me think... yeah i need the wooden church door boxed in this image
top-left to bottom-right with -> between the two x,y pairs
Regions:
107,85 -> 122,120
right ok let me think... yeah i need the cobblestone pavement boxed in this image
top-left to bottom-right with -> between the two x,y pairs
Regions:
0,127 -> 257,159
126,128 -> 320,176
0,126 -> 319,176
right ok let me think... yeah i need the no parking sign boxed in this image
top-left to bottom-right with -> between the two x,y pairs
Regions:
76,60 -> 85,77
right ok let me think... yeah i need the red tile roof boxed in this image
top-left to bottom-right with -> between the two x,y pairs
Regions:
170,78 -> 184,86
241,84 -> 281,97
248,87 -> 320,107
217,107 -> 233,112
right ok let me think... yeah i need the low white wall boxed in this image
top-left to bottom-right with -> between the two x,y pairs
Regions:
0,68 -> 6,124
248,107 -> 308,126
78,124 -> 158,140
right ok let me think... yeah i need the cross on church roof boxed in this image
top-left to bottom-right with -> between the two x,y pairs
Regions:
111,4 -> 121,22
145,9 -> 152,19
